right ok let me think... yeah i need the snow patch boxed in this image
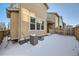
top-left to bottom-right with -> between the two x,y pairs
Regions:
0,34 -> 79,56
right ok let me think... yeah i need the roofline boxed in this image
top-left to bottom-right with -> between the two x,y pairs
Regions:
7,8 -> 19,12
6,8 -> 19,18
9,3 -> 49,9
48,12 -> 60,17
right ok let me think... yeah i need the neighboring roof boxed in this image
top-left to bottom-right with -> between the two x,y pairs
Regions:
48,12 -> 60,17
43,3 -> 49,9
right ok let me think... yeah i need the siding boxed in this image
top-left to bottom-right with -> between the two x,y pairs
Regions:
10,12 -> 19,39
20,8 -> 47,39
8,3 -> 48,40
21,3 -> 47,20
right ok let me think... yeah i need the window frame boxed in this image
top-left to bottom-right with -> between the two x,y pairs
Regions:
36,22 -> 41,30
29,16 -> 44,31
29,16 -> 36,31
41,21 -> 44,30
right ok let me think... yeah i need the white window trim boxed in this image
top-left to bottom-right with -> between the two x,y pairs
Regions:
29,16 -> 44,31
29,16 -> 36,31
36,22 -> 41,30
36,20 -> 44,31
41,21 -> 44,30
36,21 -> 45,31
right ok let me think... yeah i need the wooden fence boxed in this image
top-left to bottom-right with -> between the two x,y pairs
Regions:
0,30 -> 10,44
55,27 -> 79,41
55,28 -> 73,35
0,31 -> 4,44
73,26 -> 79,41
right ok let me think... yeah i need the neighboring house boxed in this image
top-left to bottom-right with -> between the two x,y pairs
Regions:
59,16 -> 64,29
63,22 -> 66,28
0,22 -> 6,31
7,22 -> 10,30
47,12 -> 58,33
0,25 -> 3,31
6,3 -> 48,41
65,25 -> 73,29
47,12 -> 64,33
75,24 -> 79,27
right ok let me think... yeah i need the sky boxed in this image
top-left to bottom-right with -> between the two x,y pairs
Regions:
0,3 -> 79,27
48,3 -> 79,26
0,3 -> 10,27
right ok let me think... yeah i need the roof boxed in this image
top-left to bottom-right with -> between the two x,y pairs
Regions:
7,8 -> 19,12
48,12 -> 60,17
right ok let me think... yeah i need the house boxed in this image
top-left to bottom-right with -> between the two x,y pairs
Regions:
0,24 -> 3,31
59,16 -> 64,29
0,22 -> 6,31
65,25 -> 73,29
47,12 -> 64,33
63,22 -> 66,28
47,12 -> 59,33
6,3 -> 48,41
7,22 -> 10,30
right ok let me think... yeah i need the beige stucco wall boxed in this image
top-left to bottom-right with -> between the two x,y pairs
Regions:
10,12 -> 19,39
21,3 -> 47,20
54,15 -> 59,28
20,7 -> 47,39
16,3 -> 47,19
47,13 -> 59,28
47,14 -> 56,23
9,3 -> 47,40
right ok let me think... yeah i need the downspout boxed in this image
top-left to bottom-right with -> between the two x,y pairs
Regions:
58,16 -> 60,28
20,3 -> 22,40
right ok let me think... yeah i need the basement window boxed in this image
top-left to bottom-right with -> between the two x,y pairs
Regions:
30,17 -> 35,30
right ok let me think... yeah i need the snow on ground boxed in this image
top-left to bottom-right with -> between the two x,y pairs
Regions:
0,34 -> 79,56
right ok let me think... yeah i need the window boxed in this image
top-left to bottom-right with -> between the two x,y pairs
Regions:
30,17 -> 35,30
41,21 -> 44,30
36,22 -> 40,30
30,16 -> 44,30
30,17 -> 35,23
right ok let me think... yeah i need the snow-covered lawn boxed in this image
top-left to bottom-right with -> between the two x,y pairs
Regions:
0,34 -> 79,56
